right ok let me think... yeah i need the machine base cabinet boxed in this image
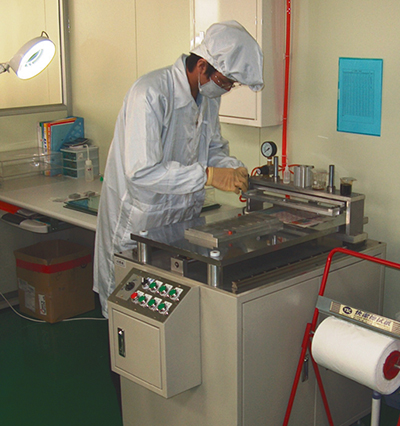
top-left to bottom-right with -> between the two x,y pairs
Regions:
110,241 -> 386,426
108,269 -> 201,398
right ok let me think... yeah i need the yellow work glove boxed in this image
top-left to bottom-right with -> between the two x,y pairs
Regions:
206,167 -> 248,194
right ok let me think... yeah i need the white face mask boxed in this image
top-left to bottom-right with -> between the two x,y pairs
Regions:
198,75 -> 228,98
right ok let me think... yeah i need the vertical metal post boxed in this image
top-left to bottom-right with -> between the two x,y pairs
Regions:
327,164 -> 335,193
137,230 -> 150,264
207,250 -> 222,287
273,156 -> 279,182
371,391 -> 381,426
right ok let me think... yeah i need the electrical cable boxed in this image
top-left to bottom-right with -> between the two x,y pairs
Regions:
251,167 -> 260,176
0,291 -> 107,323
63,316 -> 107,322
1,291 -> 45,323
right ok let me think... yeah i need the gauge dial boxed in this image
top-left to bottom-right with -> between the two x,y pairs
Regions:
261,141 -> 278,158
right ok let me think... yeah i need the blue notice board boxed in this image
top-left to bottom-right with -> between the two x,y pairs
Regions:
337,58 -> 383,136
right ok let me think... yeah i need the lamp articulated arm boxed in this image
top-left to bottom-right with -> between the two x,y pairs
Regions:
0,63 -> 10,74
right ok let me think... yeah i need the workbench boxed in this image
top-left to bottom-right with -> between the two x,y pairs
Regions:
0,175 -> 101,230
0,175 -> 101,303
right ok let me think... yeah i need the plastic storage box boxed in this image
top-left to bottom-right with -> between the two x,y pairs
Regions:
0,148 -> 62,185
60,146 -> 99,179
63,157 -> 99,170
60,146 -> 99,161
63,164 -> 100,179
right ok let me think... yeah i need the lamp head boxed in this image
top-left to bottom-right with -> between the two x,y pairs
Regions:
7,32 -> 56,79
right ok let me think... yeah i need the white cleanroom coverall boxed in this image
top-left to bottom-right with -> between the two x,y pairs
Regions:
94,54 -> 245,317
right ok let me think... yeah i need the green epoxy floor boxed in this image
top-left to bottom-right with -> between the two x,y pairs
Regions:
351,405 -> 400,426
0,297 -> 122,426
1,296 -> 400,426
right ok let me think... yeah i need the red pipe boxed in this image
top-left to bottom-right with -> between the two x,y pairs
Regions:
281,0 -> 292,170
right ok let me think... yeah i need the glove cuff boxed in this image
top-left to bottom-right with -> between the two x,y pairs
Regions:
206,167 -> 214,186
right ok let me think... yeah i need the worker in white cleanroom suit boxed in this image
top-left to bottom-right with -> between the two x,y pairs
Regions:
94,20 -> 264,317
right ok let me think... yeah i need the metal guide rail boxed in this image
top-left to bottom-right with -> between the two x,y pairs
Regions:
246,187 -> 344,216
184,211 -> 283,248
128,178 -> 368,289
247,176 -> 367,244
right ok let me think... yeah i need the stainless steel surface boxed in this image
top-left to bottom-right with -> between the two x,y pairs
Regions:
207,250 -> 222,286
130,211 -> 345,275
137,242 -> 148,263
293,165 -> 313,188
124,175 -> 369,295
327,164 -> 336,193
126,178 -> 369,294
246,188 -> 343,217
137,230 -> 150,263
248,176 -> 367,244
184,211 -> 283,248
207,263 -> 221,286
273,156 -> 279,181
170,255 -> 189,276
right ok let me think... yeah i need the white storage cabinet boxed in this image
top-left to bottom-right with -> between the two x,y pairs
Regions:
190,0 -> 285,127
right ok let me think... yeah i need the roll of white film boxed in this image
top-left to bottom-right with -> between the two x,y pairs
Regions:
312,316 -> 400,395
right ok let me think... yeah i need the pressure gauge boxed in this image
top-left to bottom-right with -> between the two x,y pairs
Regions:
261,141 -> 277,158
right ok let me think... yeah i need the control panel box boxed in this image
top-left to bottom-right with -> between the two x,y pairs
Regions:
108,255 -> 201,398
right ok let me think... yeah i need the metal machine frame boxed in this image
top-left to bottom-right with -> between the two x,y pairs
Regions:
107,177 -> 385,426
247,176 -> 367,244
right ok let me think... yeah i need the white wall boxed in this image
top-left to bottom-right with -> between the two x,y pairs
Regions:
67,0 -> 137,165
68,0 -> 191,172
288,0 -> 400,318
0,111 -> 66,151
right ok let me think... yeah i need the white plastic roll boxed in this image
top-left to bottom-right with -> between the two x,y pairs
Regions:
312,316 -> 400,395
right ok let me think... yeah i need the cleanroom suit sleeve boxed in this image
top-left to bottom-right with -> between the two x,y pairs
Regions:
207,133 -> 245,169
206,102 -> 245,169
121,84 -> 207,195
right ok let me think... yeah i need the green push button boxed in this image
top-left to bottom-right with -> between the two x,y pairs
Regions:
168,289 -> 177,297
158,302 -> 166,311
138,295 -> 146,303
159,285 -> 167,293
148,299 -> 156,307
149,282 -> 157,289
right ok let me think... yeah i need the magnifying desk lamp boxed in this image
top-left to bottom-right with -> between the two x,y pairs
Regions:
0,31 -> 56,80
